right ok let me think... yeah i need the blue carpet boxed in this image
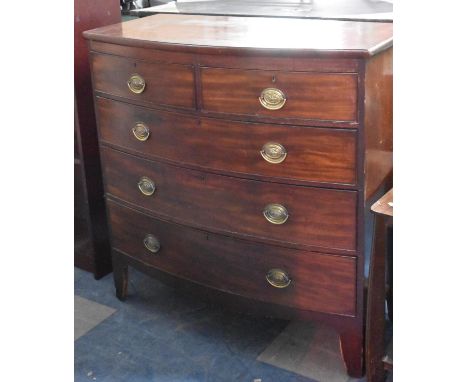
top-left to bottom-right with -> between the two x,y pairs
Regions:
75,267 -> 316,382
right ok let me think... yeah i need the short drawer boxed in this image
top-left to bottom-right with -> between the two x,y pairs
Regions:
96,97 -> 357,185
101,147 -> 357,252
108,200 -> 357,316
201,67 -> 358,122
90,53 -> 195,109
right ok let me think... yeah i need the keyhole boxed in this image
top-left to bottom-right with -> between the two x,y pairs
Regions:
272,75 -> 276,83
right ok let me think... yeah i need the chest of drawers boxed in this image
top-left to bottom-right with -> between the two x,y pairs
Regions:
84,15 -> 392,378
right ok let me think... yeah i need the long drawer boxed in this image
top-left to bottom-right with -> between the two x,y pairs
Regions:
96,97 -> 357,185
201,67 -> 358,123
101,146 -> 357,252
90,53 -> 195,109
107,200 -> 357,316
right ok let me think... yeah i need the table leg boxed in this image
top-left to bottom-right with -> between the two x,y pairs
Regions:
366,214 -> 388,382
112,252 -> 128,301
340,326 -> 364,378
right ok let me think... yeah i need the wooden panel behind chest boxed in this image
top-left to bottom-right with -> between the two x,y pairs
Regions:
96,97 -> 357,185
201,67 -> 358,122
90,53 -> 195,109
108,200 -> 357,316
101,147 -> 358,252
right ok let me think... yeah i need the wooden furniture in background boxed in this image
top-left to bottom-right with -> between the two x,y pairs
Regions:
367,189 -> 393,381
74,0 -> 121,278
84,14 -> 393,377
130,0 -> 393,22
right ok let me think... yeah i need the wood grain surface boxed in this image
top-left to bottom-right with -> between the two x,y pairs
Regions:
371,188 -> 393,217
96,97 -> 357,185
83,14 -> 393,57
101,146 -> 358,252
91,53 -> 195,109
364,48 -> 393,200
201,67 -> 358,122
74,0 -> 120,278
108,199 -> 357,316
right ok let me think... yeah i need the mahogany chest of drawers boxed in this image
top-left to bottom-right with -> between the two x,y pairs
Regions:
84,15 -> 393,377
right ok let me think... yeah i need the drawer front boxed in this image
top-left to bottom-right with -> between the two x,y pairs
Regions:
201,67 -> 358,122
101,147 -> 357,252
96,97 -> 357,185
91,53 -> 195,109
108,200 -> 357,316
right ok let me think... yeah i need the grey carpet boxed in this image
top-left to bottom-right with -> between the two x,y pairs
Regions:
74,295 -> 116,340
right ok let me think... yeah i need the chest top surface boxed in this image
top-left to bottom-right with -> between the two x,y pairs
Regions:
84,14 -> 393,57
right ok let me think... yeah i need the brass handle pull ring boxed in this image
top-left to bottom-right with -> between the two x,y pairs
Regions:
266,268 -> 291,288
259,88 -> 286,110
263,203 -> 289,225
132,122 -> 150,141
138,176 -> 156,196
260,142 -> 287,164
127,74 -> 146,94
143,234 -> 160,254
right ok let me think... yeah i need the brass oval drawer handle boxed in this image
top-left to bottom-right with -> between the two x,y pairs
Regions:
143,234 -> 160,254
263,203 -> 289,225
132,122 -> 150,142
260,142 -> 287,164
127,74 -> 146,94
259,88 -> 286,110
138,176 -> 156,196
266,268 -> 291,288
